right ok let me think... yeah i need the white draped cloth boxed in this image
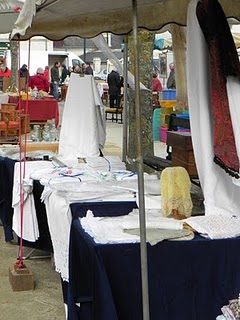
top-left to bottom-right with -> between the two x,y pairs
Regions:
12,161 -> 52,242
58,74 -> 106,159
187,0 -> 240,217
41,189 -> 72,281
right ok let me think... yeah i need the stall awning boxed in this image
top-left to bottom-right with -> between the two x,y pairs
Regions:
11,0 -> 240,40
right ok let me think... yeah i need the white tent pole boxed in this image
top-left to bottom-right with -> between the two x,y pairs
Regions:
132,1 -> 150,320
122,36 -> 128,162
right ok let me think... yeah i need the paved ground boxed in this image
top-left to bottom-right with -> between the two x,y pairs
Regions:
0,235 -> 66,319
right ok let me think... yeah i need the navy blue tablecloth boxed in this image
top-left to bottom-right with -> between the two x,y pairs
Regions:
67,202 -> 240,320
0,156 -> 16,241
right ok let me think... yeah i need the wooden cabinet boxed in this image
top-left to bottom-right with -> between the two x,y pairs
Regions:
167,131 -> 198,178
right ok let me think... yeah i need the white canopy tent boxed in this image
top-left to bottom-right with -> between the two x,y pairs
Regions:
9,0 -> 240,40
0,0 -> 24,33
7,1 -> 240,320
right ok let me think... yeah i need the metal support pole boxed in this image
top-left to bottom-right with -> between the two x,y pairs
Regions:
132,1 -> 150,320
83,38 -> 86,62
122,36 -> 128,162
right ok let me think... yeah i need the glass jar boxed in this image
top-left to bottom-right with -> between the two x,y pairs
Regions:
31,125 -> 41,141
42,124 -> 50,141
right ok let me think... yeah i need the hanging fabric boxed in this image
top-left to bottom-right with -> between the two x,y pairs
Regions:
196,0 -> 240,178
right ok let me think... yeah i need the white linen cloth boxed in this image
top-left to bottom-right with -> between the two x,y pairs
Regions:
85,155 -> 126,171
41,184 -> 136,281
12,161 -> 52,242
41,189 -> 72,281
184,214 -> 240,239
187,0 -> 240,217
58,74 -> 106,159
38,170 -> 160,281
80,209 -> 183,244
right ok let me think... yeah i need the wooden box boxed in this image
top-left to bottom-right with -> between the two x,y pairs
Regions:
167,131 -> 198,177
20,141 -> 59,153
167,131 -> 193,150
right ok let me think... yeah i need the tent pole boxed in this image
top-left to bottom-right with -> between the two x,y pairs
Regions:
122,36 -> 128,162
132,1 -> 150,320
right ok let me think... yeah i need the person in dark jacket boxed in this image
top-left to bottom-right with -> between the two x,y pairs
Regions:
166,63 -> 176,89
50,61 -> 60,100
60,64 -> 69,84
19,64 -> 29,81
84,62 -> 94,75
107,69 -> 121,108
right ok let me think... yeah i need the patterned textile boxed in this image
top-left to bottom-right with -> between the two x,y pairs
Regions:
197,0 -> 240,177
221,298 -> 240,320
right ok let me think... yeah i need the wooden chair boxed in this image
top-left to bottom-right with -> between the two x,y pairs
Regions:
0,103 -> 21,138
105,107 -> 123,123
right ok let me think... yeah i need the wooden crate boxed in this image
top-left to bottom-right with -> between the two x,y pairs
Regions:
20,141 -> 59,153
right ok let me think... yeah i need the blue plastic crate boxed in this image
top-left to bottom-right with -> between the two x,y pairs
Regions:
162,89 -> 176,100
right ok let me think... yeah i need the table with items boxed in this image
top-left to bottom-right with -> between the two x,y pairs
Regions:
67,205 -> 240,320
1,153 -> 240,320
16,99 -> 59,126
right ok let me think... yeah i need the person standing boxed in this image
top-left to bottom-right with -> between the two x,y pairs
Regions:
28,67 -> 50,92
0,64 -> 11,92
60,64 -> 69,84
0,64 -> 11,77
44,66 -> 50,81
152,73 -> 162,107
107,69 -> 121,108
152,73 -> 162,92
84,62 -> 94,75
50,61 -> 60,100
19,64 -> 29,81
73,64 -> 82,74
166,63 -> 176,89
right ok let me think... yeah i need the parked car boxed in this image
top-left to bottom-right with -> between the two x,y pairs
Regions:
94,68 -> 108,81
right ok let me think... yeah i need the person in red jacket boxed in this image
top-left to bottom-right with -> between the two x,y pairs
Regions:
43,66 -> 49,81
0,64 -> 11,77
28,67 -> 50,92
152,73 -> 162,107
152,73 -> 162,92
